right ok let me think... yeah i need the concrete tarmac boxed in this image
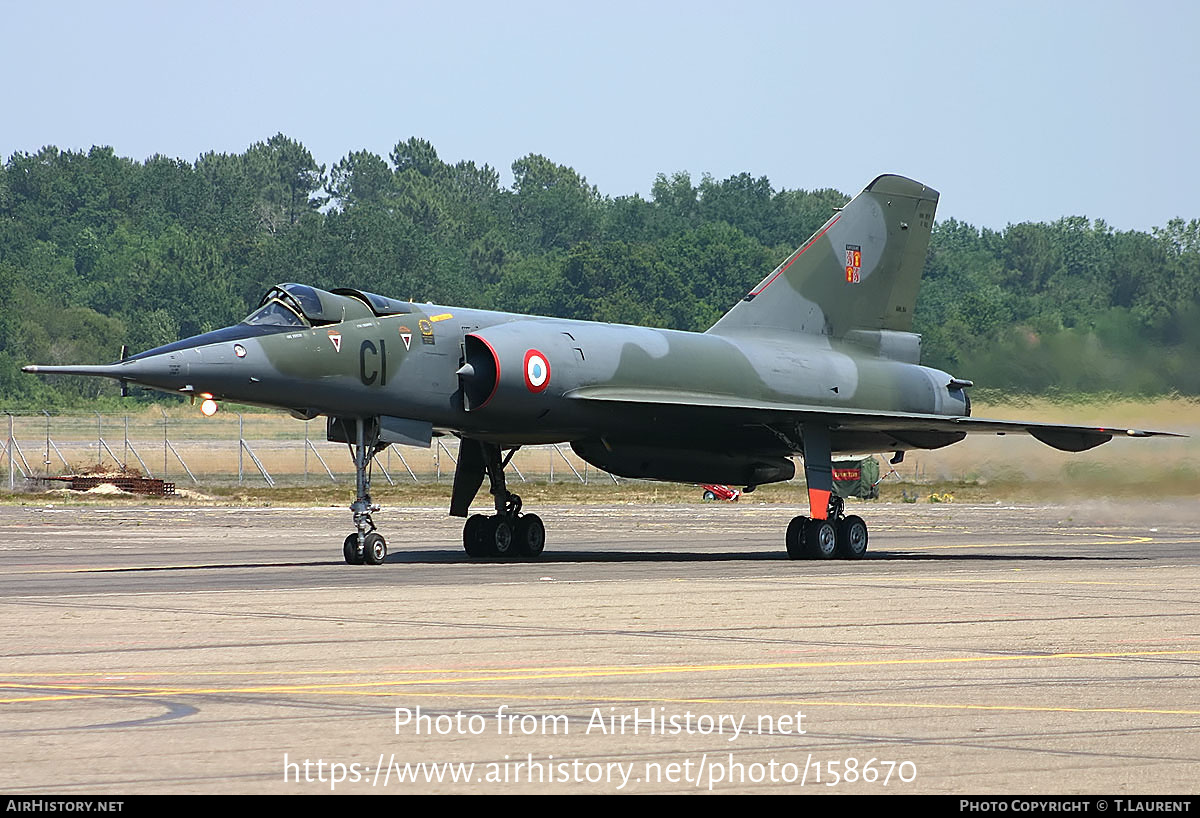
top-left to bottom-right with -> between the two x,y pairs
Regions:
1,500 -> 1198,794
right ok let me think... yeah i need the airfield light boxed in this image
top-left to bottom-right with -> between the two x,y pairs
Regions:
200,398 -> 219,417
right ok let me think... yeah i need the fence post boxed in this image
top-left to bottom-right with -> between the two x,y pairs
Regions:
40,411 -> 69,473
552,444 -> 584,482
393,449 -> 419,483
162,408 -> 168,477
235,413 -> 274,486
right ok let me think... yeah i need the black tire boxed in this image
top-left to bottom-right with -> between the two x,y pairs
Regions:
463,514 -> 489,557
804,518 -> 838,559
343,533 -> 364,565
703,490 -> 717,501
362,532 -> 387,565
836,515 -> 868,560
785,515 -> 808,559
514,514 -> 546,558
488,518 -> 514,557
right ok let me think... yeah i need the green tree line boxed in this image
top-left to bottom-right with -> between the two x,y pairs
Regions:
1,134 -> 1197,406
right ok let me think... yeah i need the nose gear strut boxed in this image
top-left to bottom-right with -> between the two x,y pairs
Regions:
338,416 -> 389,566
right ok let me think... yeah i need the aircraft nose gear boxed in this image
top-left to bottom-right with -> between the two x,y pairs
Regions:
456,441 -> 546,559
337,416 -> 389,566
785,495 -> 869,560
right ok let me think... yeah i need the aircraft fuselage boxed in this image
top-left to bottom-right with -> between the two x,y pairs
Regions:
104,302 -> 968,455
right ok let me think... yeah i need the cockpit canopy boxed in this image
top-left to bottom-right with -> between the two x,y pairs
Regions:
331,288 -> 414,316
242,297 -> 307,327
241,283 -> 415,328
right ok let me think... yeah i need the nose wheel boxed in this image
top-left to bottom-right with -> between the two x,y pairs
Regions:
344,531 -> 388,565
344,533 -> 363,564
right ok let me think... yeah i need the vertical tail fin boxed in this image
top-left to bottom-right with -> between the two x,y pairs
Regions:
707,174 -> 939,339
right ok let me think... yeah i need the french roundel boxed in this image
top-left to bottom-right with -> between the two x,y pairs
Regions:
523,349 -> 550,393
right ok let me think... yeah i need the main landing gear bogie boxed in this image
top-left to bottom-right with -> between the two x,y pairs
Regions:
463,506 -> 546,559
785,497 -> 869,561
455,442 -> 550,561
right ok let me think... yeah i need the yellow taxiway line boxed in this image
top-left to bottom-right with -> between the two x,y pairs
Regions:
3,649 -> 1197,716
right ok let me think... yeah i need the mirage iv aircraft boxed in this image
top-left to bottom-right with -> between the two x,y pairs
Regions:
23,175 -> 1174,565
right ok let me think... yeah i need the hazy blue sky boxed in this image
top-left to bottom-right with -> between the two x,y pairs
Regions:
4,0 -> 1197,232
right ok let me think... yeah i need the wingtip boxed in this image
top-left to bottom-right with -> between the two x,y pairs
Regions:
1126,429 -> 1188,438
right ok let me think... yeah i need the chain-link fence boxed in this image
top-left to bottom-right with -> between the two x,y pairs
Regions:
0,410 -> 619,490
1,410 -> 979,494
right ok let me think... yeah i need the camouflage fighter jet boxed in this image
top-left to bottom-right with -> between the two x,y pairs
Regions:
23,174 -> 1177,564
